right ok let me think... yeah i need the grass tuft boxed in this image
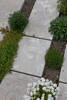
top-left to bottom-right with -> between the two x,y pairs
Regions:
0,31 -> 23,80
45,48 -> 64,69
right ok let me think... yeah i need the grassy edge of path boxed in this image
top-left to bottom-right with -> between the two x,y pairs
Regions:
0,31 -> 23,81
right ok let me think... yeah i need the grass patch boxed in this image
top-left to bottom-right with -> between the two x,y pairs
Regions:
57,0 -> 67,14
45,48 -> 64,69
0,31 -> 23,80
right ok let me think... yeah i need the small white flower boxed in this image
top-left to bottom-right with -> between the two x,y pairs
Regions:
24,78 -> 60,100
49,80 -> 53,85
53,84 -> 57,88
42,87 -> 46,91
44,82 -> 50,86
41,94 -> 45,100
48,94 -> 53,100
48,94 -> 51,98
37,98 -> 40,100
41,78 -> 45,82
53,92 -> 56,96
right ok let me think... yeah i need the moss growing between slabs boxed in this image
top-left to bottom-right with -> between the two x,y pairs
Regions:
45,48 -> 64,69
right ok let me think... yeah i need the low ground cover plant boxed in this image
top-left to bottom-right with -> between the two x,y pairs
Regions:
8,11 -> 28,32
24,78 -> 60,100
0,11 -> 28,81
49,17 -> 67,41
57,0 -> 67,14
45,48 -> 63,69
0,31 -> 23,80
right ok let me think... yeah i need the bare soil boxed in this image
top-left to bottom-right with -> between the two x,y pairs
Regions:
43,67 -> 60,84
20,0 -> 36,18
51,40 -> 66,56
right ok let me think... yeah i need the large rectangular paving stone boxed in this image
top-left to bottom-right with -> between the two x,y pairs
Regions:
13,37 -> 51,76
58,83 -> 67,100
0,0 -> 24,27
59,46 -> 67,83
0,72 -> 39,100
24,0 -> 58,39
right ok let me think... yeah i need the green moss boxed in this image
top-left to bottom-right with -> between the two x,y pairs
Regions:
45,48 -> 64,69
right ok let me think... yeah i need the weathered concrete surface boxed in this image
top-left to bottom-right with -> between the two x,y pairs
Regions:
59,46 -> 67,83
24,0 -> 58,39
13,37 -> 51,76
0,32 -> 4,41
58,83 -> 67,100
0,72 -> 39,100
0,0 -> 24,27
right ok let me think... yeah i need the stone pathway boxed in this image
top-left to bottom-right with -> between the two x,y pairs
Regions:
59,46 -> 67,83
24,0 -> 58,40
0,72 -> 39,100
13,37 -> 51,76
58,45 -> 67,100
0,0 -> 60,99
58,83 -> 67,100
0,0 -> 24,27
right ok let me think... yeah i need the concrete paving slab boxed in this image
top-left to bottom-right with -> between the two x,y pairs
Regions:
58,83 -> 67,100
0,32 -> 4,41
12,37 -> 51,76
0,0 -> 24,27
59,46 -> 67,83
24,0 -> 58,39
0,72 -> 39,100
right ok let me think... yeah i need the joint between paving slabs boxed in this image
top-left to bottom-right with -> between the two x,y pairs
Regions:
59,80 -> 67,84
23,34 -> 52,41
11,69 -> 41,79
